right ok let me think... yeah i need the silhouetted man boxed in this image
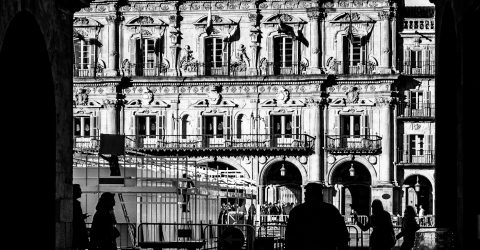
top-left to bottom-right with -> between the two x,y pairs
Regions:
285,182 -> 349,250
180,173 -> 195,212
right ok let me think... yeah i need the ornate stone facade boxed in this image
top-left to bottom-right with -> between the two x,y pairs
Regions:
73,0 -> 436,220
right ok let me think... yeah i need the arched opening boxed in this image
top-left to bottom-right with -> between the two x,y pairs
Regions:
262,161 -> 303,205
331,161 -> 372,216
403,175 -> 433,216
0,12 -> 56,247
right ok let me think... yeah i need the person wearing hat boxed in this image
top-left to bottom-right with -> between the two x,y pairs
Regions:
285,182 -> 349,250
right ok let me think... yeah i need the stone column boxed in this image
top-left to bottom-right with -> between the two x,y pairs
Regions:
378,11 -> 392,73
105,14 -> 120,76
378,97 -> 393,184
248,11 -> 261,75
306,7 -> 322,74
391,8 -> 398,71
308,101 -> 322,182
104,99 -> 118,134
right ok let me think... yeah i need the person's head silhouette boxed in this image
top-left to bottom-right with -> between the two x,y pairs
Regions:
73,184 -> 82,200
304,182 -> 324,203
96,192 -> 115,211
404,205 -> 417,218
371,199 -> 384,215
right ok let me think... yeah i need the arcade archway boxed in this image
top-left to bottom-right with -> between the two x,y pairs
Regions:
261,160 -> 303,205
331,161 -> 372,216
402,174 -> 433,215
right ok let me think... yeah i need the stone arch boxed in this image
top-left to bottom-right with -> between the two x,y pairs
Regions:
259,157 -> 308,186
196,158 -> 251,179
0,11 -> 57,249
327,156 -> 378,186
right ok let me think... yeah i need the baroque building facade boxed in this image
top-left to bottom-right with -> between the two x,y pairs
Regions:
73,0 -> 435,221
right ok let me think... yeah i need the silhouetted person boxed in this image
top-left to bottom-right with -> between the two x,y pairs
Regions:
417,205 -> 425,225
99,153 -> 121,176
90,192 -> 119,250
396,205 -> 420,250
285,182 -> 349,250
180,173 -> 195,212
355,199 -> 395,250
73,184 -> 89,250
247,203 -> 256,225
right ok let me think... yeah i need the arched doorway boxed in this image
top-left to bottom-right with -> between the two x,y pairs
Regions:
331,161 -> 372,216
403,175 -> 433,215
262,161 -> 303,205
0,12 -> 56,248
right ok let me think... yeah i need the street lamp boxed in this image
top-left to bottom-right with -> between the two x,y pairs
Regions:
280,163 -> 286,177
415,175 -> 421,192
349,163 -> 355,177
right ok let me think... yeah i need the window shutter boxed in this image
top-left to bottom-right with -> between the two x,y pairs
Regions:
226,115 -> 232,139
74,41 -> 81,65
293,114 -> 300,139
129,39 -> 136,64
360,115 -> 368,136
403,134 -> 410,162
334,114 -> 340,135
267,37 -> 274,64
425,91 -> 432,116
404,90 -> 411,116
197,115 -> 202,136
405,48 -> 411,72
159,115 -> 164,138
425,134 -> 432,160
93,116 -> 97,137
265,115 -> 270,135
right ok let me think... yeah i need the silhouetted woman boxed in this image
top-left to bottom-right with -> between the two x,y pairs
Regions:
355,199 -> 395,250
89,192 -> 119,250
396,206 -> 420,250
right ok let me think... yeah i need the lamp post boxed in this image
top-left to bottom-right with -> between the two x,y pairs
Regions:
415,175 -> 421,192
280,163 -> 286,177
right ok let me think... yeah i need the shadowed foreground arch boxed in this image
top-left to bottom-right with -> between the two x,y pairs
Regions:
0,12 -> 56,248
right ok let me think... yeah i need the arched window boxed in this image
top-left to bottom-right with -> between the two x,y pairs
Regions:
182,115 -> 189,139
236,114 -> 244,139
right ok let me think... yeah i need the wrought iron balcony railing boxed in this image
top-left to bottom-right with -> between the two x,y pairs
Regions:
399,61 -> 435,75
259,62 -> 306,76
325,135 -> 382,154
73,64 -> 104,77
396,102 -> 435,119
397,149 -> 435,164
331,61 -> 376,75
74,134 -> 315,156
128,63 -> 168,77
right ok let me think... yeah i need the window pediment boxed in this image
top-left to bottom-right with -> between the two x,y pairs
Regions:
193,99 -> 238,108
73,17 -> 103,27
330,12 -> 376,24
126,16 -> 168,26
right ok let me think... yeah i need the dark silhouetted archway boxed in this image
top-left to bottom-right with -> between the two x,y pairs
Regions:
0,12 -> 56,248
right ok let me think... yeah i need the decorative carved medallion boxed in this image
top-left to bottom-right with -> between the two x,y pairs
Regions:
276,87 -> 290,104
346,87 -> 359,104
75,89 -> 88,106
208,85 -> 222,105
142,88 -> 154,105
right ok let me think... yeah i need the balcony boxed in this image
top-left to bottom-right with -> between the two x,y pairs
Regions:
399,61 -> 435,76
331,61 -> 376,75
129,63 -> 168,77
259,62 -> 306,76
74,134 -> 315,157
325,135 -> 382,154
397,149 -> 435,165
403,18 -> 435,32
396,102 -> 435,120
73,64 -> 104,77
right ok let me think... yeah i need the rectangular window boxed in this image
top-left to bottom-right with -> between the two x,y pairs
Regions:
274,37 -> 294,74
411,91 -> 424,110
343,36 -> 366,73
341,115 -> 361,136
206,38 -> 224,67
203,115 -> 224,137
74,40 -> 95,71
136,116 -> 156,136
74,116 -> 91,137
409,135 -> 425,155
410,50 -> 423,68
271,115 -> 293,137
